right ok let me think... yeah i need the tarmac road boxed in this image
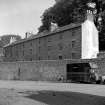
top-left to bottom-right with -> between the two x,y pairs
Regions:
0,80 -> 104,105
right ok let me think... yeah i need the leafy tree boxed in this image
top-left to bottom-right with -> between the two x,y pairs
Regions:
99,10 -> 105,50
38,0 -> 90,32
38,0 -> 105,51
1,35 -> 21,46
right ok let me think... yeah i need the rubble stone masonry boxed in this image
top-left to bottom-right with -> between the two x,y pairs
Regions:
0,58 -> 105,81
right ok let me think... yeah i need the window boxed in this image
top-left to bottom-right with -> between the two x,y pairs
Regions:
48,56 -> 50,59
72,53 -> 76,59
30,58 -> 32,61
30,49 -> 32,55
38,56 -> 40,60
23,43 -> 24,48
59,34 -> 63,39
30,42 -> 32,46
16,46 -> 18,57
48,37 -> 52,42
48,46 -> 52,51
59,55 -> 63,60
39,39 -> 40,44
4,53 -> 6,57
39,46 -> 41,52
23,50 -> 24,56
72,40 -> 76,48
72,29 -> 76,36
72,27 -> 80,36
58,43 -> 63,50
16,50 -> 18,57
10,48 -> 12,57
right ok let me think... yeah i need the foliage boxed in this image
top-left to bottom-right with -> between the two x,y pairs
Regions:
38,0 -> 90,32
99,10 -> 105,50
0,35 -> 21,47
38,0 -> 105,51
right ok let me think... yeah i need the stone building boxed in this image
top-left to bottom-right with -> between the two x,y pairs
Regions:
3,23 -> 81,61
3,9 -> 99,62
1,1 -> 105,82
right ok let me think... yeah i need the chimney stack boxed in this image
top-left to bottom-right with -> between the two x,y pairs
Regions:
86,2 -> 97,22
86,10 -> 94,22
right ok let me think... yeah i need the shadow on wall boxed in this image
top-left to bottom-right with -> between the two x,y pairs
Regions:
25,91 -> 105,105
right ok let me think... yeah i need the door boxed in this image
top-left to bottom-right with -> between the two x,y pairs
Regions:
67,63 -> 90,82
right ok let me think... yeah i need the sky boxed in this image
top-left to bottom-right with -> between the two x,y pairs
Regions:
0,0 -> 55,38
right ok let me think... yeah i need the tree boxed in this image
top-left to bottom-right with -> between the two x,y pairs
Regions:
38,0 -> 90,32
38,0 -> 105,51
1,35 -> 21,46
99,10 -> 105,50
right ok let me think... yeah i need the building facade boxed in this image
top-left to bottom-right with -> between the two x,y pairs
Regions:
3,9 -> 99,62
3,23 -> 82,62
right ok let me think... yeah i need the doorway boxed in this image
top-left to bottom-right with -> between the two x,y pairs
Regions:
67,63 -> 91,82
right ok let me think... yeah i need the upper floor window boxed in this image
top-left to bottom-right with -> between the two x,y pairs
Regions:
59,55 -> 63,60
16,50 -> 18,57
23,43 -> 24,48
48,37 -> 52,42
72,40 -> 76,48
39,39 -> 41,44
48,55 -> 50,59
72,27 -> 80,36
72,53 -> 76,59
30,49 -> 32,55
72,29 -> 76,36
23,50 -> 24,56
59,34 -> 63,39
48,46 -> 52,51
30,58 -> 32,61
39,46 -> 41,52
38,56 -> 40,60
58,43 -> 63,50
30,42 -> 32,46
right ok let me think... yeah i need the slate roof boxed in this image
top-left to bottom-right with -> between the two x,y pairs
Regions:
4,23 -> 81,48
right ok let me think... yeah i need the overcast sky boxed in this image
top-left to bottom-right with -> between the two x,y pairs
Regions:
0,0 -> 55,38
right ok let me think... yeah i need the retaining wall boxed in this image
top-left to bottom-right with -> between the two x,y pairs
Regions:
0,59 -> 105,81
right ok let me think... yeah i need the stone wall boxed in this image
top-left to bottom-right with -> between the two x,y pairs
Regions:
0,59 -> 105,81
0,60 -> 67,81
4,24 -> 81,62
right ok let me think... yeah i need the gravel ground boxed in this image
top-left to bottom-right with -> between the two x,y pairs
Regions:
0,81 -> 104,105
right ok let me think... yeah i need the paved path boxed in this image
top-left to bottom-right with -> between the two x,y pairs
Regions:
0,80 -> 104,105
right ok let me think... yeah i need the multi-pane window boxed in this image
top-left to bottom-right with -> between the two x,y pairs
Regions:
30,42 -> 32,46
39,56 -> 40,60
72,29 -> 76,36
59,55 -> 62,60
30,58 -> 32,61
72,27 -> 80,36
48,46 -> 52,51
23,43 -> 24,48
48,37 -> 52,42
58,43 -> 63,50
23,50 -> 24,56
59,34 -> 63,39
30,49 -> 32,55
39,46 -> 41,53
39,39 -> 41,44
48,55 -> 50,59
16,49 -> 18,57
72,53 -> 76,59
72,40 -> 76,48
